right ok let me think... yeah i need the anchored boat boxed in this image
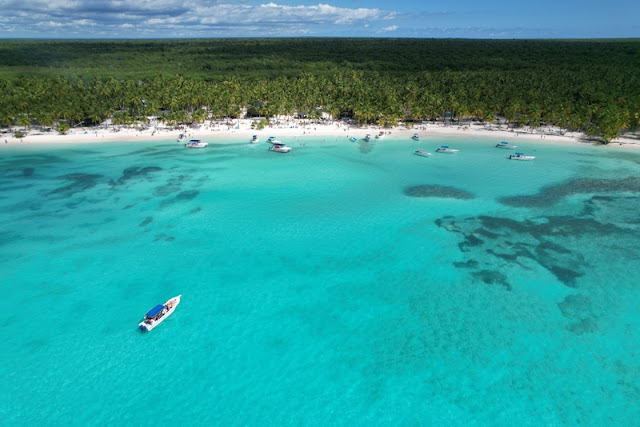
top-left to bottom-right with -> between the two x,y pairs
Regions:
435,145 -> 459,153
509,152 -> 535,160
414,149 -> 432,157
139,295 -> 181,332
185,139 -> 208,148
496,141 -> 517,149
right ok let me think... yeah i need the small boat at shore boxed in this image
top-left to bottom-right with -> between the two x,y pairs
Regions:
496,141 -> 517,149
349,137 -> 357,142
250,135 -> 259,143
139,295 -> 181,332
185,139 -> 208,148
267,136 -> 281,144
509,152 -> 535,160
375,131 -> 385,139
269,142 -> 291,153
364,134 -> 372,141
414,149 -> 431,157
177,133 -> 186,142
436,145 -> 459,153
412,133 -> 420,141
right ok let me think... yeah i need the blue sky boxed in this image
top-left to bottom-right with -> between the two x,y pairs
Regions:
0,0 -> 638,39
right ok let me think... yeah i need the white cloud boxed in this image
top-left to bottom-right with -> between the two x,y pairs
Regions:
378,25 -> 398,33
0,1 -> 399,37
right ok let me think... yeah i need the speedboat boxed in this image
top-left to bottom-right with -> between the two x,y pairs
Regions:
375,131 -> 385,139
177,133 -> 186,141
139,295 -> 181,332
509,152 -> 535,160
267,136 -> 281,144
435,145 -> 459,153
268,142 -> 291,153
412,133 -> 420,141
414,149 -> 431,157
185,139 -> 208,148
349,137 -> 357,142
250,135 -> 259,143
496,141 -> 517,149
364,134 -> 372,141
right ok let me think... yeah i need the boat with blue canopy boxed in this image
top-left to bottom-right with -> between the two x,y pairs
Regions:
436,145 -> 459,153
185,139 -> 208,148
496,141 -> 517,149
139,295 -> 181,332
509,152 -> 536,160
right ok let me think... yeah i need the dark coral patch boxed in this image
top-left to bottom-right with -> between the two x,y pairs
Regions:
114,166 -> 162,185
454,259 -> 479,269
160,190 -> 199,207
472,270 -> 511,290
153,185 -> 181,196
558,294 -> 592,319
547,265 -> 582,288
566,318 -> 598,334
500,177 -> 640,207
404,185 -> 474,199
459,233 -> 484,252
49,173 -> 102,198
139,217 -> 153,227
176,190 -> 198,201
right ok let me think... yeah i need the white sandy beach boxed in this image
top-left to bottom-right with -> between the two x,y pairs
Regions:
2,118 -> 639,149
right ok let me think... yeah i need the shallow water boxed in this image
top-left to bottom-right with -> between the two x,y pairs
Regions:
2,135 -> 640,425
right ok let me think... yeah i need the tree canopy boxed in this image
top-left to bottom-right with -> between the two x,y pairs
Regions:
1,38 -> 638,142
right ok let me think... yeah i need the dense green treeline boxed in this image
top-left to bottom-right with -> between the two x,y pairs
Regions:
1,38 -> 639,141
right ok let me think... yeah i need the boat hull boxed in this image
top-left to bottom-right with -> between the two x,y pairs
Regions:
269,146 -> 291,153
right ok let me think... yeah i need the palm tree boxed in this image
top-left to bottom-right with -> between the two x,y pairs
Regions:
57,121 -> 71,135
16,113 -> 31,130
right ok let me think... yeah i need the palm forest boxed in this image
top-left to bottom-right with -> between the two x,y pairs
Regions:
1,38 -> 639,142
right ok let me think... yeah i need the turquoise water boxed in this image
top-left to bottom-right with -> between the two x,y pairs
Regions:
2,135 -> 640,425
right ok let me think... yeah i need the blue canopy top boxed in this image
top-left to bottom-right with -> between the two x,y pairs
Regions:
440,145 -> 449,148
500,141 -> 509,144
189,139 -> 201,143
515,152 -> 524,155
145,304 -> 165,318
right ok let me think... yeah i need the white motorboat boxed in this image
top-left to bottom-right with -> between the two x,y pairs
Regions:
269,142 -> 291,153
177,133 -> 186,142
509,152 -> 535,160
375,131 -> 385,139
250,135 -> 259,143
267,136 -> 281,144
496,141 -> 517,149
436,145 -> 459,153
364,134 -> 372,141
412,133 -> 420,141
185,139 -> 208,148
414,149 -> 432,157
139,295 -> 181,332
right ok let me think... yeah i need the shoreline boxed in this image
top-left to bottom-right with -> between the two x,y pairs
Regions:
2,119 -> 639,149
